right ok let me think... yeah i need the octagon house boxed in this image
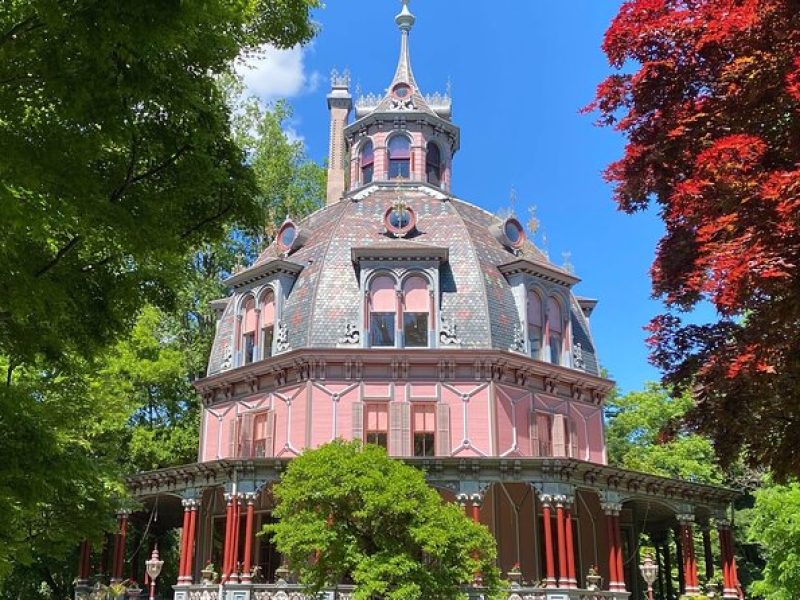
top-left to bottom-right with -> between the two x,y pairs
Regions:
75,3 -> 743,600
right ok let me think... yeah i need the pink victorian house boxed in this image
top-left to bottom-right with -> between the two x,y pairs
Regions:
75,3 -> 743,600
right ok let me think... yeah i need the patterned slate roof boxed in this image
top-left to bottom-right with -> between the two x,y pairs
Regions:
207,186 -> 601,377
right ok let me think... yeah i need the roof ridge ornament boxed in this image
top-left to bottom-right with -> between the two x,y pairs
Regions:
396,0 -> 415,33
391,0 -> 418,90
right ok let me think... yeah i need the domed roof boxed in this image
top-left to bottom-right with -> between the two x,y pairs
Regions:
207,183 -> 600,377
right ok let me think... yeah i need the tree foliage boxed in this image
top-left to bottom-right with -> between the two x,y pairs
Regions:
0,0 -> 318,369
605,382 -> 723,484
266,441 -> 501,600
745,481 -> 800,599
588,0 -> 800,478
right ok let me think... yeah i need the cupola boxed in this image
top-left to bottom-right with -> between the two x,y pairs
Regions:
324,0 -> 459,202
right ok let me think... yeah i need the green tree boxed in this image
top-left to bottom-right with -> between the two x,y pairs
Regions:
745,481 -> 800,599
605,382 -> 723,484
266,441 -> 501,600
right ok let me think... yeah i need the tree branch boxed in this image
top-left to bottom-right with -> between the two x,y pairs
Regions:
0,15 -> 42,48
34,235 -> 81,278
109,144 -> 190,203
180,202 -> 234,240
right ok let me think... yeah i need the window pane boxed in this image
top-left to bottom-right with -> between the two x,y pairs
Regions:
362,164 -> 373,184
389,159 -> 410,179
414,432 -> 435,457
370,313 -> 395,347
529,325 -> 542,358
244,333 -> 255,364
366,432 -> 388,449
426,164 -> 441,186
263,325 -> 274,358
549,334 -> 562,365
404,313 -> 428,347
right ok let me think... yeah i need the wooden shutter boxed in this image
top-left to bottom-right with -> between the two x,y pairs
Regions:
352,401 -> 364,442
401,403 -> 412,456
553,414 -> 567,457
240,412 -> 255,458
389,403 -> 404,456
530,409 -> 540,456
263,411 -> 275,458
436,403 -> 451,457
569,417 -> 579,459
228,416 -> 241,459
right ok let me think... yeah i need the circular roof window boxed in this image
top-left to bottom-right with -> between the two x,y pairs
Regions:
384,202 -> 417,237
392,83 -> 412,100
501,217 -> 526,249
276,219 -> 302,254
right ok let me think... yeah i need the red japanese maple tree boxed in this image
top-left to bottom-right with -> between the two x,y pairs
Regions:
588,0 -> 800,478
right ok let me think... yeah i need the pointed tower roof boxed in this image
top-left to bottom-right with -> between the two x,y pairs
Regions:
353,0 -> 452,121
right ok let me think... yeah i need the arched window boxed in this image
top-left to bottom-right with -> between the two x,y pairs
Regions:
547,297 -> 563,365
369,276 -> 397,347
260,290 -> 275,359
387,136 -> 411,180
360,140 -> 374,184
527,290 -> 543,359
425,142 -> 441,186
402,276 -> 430,348
241,296 -> 257,365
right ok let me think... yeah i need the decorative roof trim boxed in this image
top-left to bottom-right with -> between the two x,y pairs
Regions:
124,455 -> 739,508
576,296 -> 599,317
351,244 -> 449,263
498,259 -> 581,287
223,259 -> 304,289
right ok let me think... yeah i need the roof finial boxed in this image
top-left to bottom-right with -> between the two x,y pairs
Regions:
396,0 -> 415,33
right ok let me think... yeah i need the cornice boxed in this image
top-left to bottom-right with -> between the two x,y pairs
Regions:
193,347 -> 615,407
351,243 -> 449,263
223,259 -> 304,289
498,258 -> 581,288
125,456 -> 739,509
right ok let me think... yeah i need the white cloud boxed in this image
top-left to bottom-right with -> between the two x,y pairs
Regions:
237,44 -> 320,104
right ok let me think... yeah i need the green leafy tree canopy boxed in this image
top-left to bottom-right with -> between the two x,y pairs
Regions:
266,441 -> 501,600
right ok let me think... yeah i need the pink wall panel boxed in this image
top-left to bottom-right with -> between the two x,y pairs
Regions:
363,382 -> 393,399
495,391 -> 515,455
465,387 -> 491,455
309,385 -> 334,446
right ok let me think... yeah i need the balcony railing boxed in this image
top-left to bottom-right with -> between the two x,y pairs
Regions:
170,582 -> 630,600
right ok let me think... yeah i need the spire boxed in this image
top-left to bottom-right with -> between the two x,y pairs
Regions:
391,0 -> 419,90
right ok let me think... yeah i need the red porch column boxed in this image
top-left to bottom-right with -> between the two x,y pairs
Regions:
222,493 -> 235,581
678,514 -> 699,595
231,494 -> 242,580
718,520 -> 740,599
111,510 -> 130,583
185,499 -> 199,584
564,499 -> 578,589
541,495 -> 558,588
77,540 -> 92,584
471,494 -> 484,585
178,499 -> 192,583
613,513 -> 625,590
602,502 -> 623,591
555,497 -> 568,588
241,493 -> 256,583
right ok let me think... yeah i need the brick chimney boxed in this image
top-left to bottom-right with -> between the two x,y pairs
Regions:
326,69 -> 352,205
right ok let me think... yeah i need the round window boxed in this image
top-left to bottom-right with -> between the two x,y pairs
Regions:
392,83 -> 412,100
502,218 -> 526,249
276,220 -> 299,253
384,203 -> 417,237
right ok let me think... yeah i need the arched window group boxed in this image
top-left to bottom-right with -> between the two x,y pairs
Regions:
368,274 -> 432,348
360,140 -> 374,185
388,136 -> 411,180
238,288 -> 278,365
527,290 -> 567,366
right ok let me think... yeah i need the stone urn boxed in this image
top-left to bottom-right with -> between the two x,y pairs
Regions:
126,582 -> 143,599
275,559 -> 291,584
507,565 -> 523,588
586,567 -> 602,591
200,564 -> 216,584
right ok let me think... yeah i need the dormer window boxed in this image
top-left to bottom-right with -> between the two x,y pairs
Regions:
241,296 -> 257,365
369,276 -> 397,347
360,140 -> 374,184
527,290 -> 543,359
260,289 -> 275,359
426,142 -> 441,186
388,135 -> 411,179
547,296 -> 564,365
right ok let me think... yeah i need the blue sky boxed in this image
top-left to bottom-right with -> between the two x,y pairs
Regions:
239,1 -> 693,394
